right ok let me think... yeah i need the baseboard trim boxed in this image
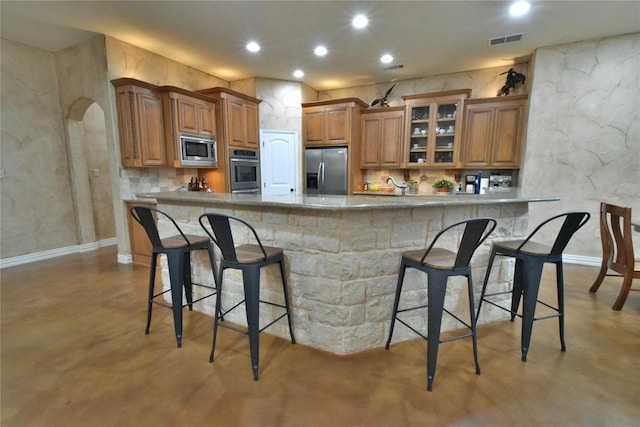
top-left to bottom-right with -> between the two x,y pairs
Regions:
563,254 -> 601,267
0,238 -> 117,269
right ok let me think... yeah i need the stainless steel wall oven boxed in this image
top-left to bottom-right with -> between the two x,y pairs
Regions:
229,148 -> 260,193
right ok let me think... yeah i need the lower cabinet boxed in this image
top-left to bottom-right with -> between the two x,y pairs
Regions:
462,95 -> 527,169
126,201 -> 155,266
361,107 -> 405,168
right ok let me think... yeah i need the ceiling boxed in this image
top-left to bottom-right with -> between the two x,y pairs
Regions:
1,1 -> 638,91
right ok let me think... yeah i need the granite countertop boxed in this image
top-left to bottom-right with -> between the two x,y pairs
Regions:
138,191 -> 559,211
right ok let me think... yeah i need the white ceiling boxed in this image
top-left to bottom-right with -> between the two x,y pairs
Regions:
1,1 -> 638,91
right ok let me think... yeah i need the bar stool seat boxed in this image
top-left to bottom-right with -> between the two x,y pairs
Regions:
199,212 -> 295,381
476,211 -> 590,362
386,217 -> 496,391
130,206 -> 217,348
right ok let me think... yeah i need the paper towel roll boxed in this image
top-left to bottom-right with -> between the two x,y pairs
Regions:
479,178 -> 489,194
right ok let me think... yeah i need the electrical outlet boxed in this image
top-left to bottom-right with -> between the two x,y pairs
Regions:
93,169 -> 100,177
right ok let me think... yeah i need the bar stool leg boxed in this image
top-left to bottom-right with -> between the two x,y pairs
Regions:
386,262 -> 407,349
278,258 -> 296,344
243,265 -> 262,381
167,250 -> 185,348
426,271 -> 447,392
520,258 -> 544,362
183,252 -> 193,311
511,258 -> 525,321
555,261 -> 566,352
145,253 -> 158,335
476,247 -> 497,321
209,266 -> 225,363
466,274 -> 481,375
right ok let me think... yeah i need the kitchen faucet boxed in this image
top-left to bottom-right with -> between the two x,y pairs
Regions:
386,176 -> 408,196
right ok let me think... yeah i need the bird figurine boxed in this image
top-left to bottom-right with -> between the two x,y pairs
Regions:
371,84 -> 395,107
497,68 -> 526,96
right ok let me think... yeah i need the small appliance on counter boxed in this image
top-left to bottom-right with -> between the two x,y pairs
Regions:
489,174 -> 512,192
465,175 -> 477,194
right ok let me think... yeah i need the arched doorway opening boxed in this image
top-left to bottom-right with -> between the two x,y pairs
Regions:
66,98 -> 115,245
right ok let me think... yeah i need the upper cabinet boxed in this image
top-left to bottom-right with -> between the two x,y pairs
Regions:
360,107 -> 405,168
198,87 -> 261,150
302,98 -> 368,146
462,95 -> 527,169
161,87 -> 217,168
112,79 -> 167,167
402,90 -> 471,168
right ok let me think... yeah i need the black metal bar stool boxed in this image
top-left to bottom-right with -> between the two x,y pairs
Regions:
386,217 -> 497,391
476,211 -> 590,361
130,206 -> 217,348
199,212 -> 295,381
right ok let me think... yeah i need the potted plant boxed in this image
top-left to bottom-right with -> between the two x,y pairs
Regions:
432,178 -> 454,193
407,179 -> 419,193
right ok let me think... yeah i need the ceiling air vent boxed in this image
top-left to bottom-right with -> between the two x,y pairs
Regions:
489,33 -> 523,46
383,64 -> 404,71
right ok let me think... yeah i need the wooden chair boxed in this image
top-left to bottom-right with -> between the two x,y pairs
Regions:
589,202 -> 639,310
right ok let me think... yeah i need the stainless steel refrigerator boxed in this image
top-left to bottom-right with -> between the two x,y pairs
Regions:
305,147 -> 348,195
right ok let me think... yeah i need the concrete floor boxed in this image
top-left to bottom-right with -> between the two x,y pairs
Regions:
1,246 -> 638,426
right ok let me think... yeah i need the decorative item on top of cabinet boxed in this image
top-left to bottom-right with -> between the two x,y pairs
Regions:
112,78 -> 166,167
462,95 -> 527,169
402,89 -> 471,168
197,87 -> 261,150
161,87 -> 217,168
302,98 -> 368,194
361,106 -> 404,168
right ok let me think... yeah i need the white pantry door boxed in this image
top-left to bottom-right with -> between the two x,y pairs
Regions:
260,130 -> 298,196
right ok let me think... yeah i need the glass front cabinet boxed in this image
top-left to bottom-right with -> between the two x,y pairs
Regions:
402,89 -> 471,168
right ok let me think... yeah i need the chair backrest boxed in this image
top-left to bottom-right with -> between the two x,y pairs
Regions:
421,217 -> 497,270
517,211 -> 591,256
130,206 -> 192,249
599,202 -> 634,272
199,213 -> 268,263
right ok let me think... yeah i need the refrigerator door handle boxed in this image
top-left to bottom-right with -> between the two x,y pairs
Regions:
319,161 -> 325,193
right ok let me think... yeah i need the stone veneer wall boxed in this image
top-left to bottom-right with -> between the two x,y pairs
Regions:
158,201 -> 527,354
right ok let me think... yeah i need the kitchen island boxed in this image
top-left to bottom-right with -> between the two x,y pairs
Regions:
138,191 -> 558,354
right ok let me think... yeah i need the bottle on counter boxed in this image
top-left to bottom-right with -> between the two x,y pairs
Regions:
363,181 -> 369,192
476,171 -> 482,195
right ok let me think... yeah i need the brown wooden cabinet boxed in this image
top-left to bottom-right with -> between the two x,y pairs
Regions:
302,98 -> 368,146
302,98 -> 368,193
402,90 -> 470,168
112,79 -> 166,167
462,95 -> 527,169
198,87 -> 260,150
161,88 -> 217,168
126,201 -> 156,266
360,107 -> 404,168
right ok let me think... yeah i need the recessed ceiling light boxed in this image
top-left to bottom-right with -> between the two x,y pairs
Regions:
380,54 -> 393,64
293,70 -> 304,78
246,41 -> 260,52
509,1 -> 531,17
352,14 -> 368,29
314,46 -> 328,56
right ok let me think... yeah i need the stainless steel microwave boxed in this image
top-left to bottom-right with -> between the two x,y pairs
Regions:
180,134 -> 217,167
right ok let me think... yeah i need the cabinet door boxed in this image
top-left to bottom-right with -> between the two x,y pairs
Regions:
227,98 -> 245,147
361,116 -> 381,167
136,90 -> 166,166
492,104 -> 524,167
197,102 -> 216,137
115,89 -> 138,167
243,102 -> 259,148
326,106 -> 349,144
303,109 -> 325,145
380,114 -> 404,167
432,102 -> 459,166
177,98 -> 199,134
462,106 -> 494,167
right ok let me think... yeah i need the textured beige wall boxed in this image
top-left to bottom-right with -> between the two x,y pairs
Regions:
0,40 -> 77,258
522,33 -> 640,259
